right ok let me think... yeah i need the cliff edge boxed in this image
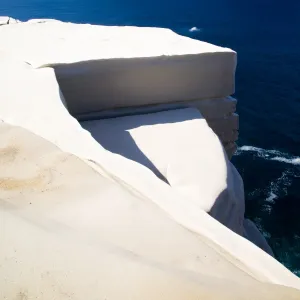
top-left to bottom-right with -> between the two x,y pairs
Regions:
1,18 -> 300,299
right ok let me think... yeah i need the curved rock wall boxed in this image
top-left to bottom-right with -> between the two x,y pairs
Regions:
0,17 -> 299,297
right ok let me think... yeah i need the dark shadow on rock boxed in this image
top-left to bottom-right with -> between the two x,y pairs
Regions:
81,108 -> 274,258
208,146 -> 243,236
81,108 -> 199,185
209,146 -> 275,257
90,128 -> 169,183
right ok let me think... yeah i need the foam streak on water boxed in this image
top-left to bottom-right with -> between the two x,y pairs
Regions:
271,157 -> 300,165
236,145 -> 300,166
265,170 -> 292,205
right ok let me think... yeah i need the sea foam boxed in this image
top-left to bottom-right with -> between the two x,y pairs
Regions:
271,157 -> 300,166
236,145 -> 300,166
189,26 -> 201,32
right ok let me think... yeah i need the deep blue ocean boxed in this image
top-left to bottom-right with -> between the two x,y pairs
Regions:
1,0 -> 300,274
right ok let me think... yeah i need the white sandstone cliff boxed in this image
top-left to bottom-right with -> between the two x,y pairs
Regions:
0,18 -> 299,299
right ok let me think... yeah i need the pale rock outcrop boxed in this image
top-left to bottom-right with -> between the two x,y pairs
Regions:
26,18 -> 60,23
0,16 -> 20,25
81,109 -> 244,235
0,16 -> 9,25
0,19 -> 238,157
77,96 -> 239,158
1,19 -> 299,298
0,122 -> 299,300
0,50 -> 32,69
8,17 -> 20,24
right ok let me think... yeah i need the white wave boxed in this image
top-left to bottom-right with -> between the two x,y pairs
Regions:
294,270 -> 300,277
265,170 -> 292,207
237,145 -> 282,156
247,170 -> 292,210
189,26 -> 201,32
236,145 -> 300,166
263,204 -> 272,213
271,157 -> 300,166
266,192 -> 277,203
238,145 -> 262,152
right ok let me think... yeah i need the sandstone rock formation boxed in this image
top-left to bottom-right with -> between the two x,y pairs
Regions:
1,18 -> 299,299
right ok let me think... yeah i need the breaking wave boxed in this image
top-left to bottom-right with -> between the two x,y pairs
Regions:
235,145 -> 299,213
189,26 -> 201,32
271,157 -> 300,165
266,192 -> 277,203
265,170 -> 293,203
236,145 -> 300,166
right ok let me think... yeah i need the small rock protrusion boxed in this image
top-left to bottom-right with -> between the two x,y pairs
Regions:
0,16 -> 21,26
8,17 -> 21,24
0,16 -> 10,26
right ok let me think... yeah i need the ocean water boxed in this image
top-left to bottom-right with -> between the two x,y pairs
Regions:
1,0 -> 300,274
